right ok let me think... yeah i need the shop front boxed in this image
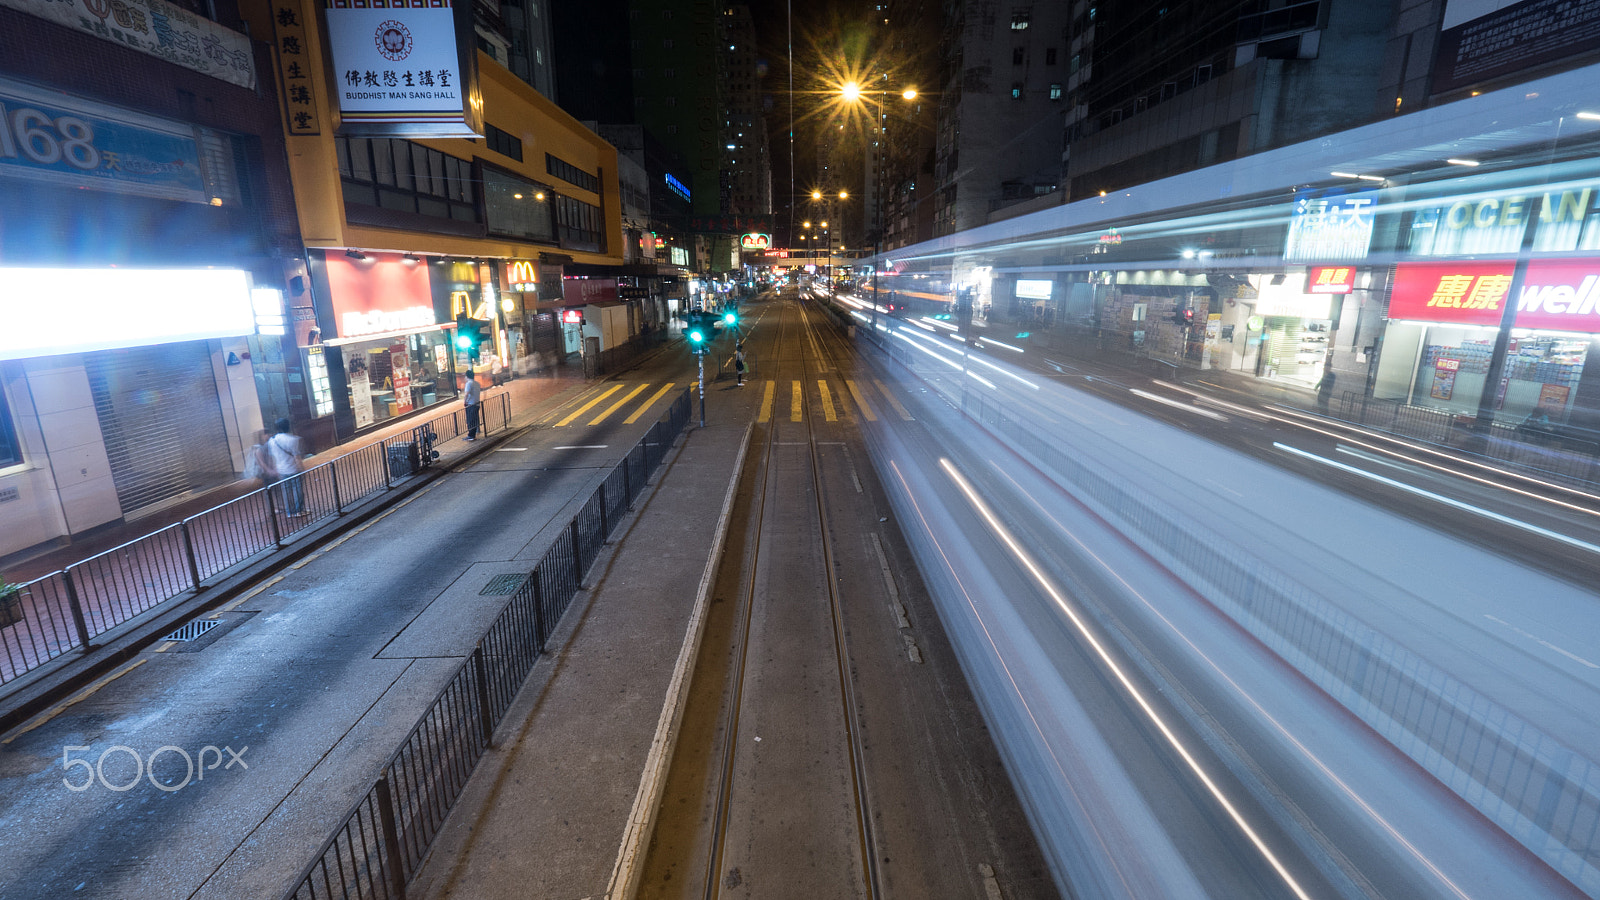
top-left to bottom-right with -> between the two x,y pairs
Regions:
310,251 -> 460,438
1374,259 -> 1600,430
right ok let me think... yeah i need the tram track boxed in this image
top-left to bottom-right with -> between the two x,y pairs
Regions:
695,292 -> 882,900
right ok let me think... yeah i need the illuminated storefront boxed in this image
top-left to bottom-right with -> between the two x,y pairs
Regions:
309,251 -> 461,437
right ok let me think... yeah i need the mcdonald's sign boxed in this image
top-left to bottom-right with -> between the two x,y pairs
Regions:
506,259 -> 538,292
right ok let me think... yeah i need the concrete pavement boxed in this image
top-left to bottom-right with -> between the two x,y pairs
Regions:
405,419 -> 752,900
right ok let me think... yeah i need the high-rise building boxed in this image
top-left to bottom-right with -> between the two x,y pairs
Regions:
928,0 -> 1072,235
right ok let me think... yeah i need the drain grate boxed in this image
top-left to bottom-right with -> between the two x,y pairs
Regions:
480,574 -> 527,596
163,618 -> 221,642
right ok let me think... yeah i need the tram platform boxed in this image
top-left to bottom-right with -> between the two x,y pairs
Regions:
405,418 -> 753,900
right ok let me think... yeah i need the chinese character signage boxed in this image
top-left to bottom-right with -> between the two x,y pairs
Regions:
1433,0 -> 1600,94
739,233 -> 770,250
1307,266 -> 1356,294
0,75 -> 206,202
1391,259 -> 1600,333
1284,189 -> 1377,262
0,0 -> 255,88
562,277 -> 618,305
271,0 -> 319,134
323,0 -> 482,138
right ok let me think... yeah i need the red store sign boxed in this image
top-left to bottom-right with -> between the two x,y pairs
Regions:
324,251 -> 436,339
1390,259 -> 1600,333
1307,266 -> 1356,294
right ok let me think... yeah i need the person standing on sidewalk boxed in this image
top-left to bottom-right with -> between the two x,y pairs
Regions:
463,369 -> 482,441
734,342 -> 747,386
267,418 -> 307,516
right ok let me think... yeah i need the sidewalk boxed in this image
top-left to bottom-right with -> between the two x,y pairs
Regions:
3,369 -> 593,584
406,420 -> 752,900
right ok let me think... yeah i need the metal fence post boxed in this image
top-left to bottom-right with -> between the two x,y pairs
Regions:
374,773 -> 409,898
598,483 -> 608,537
62,569 -> 94,650
331,460 -> 344,515
570,519 -> 583,585
382,438 -> 394,490
179,521 -> 203,590
622,454 -> 632,506
472,646 -> 495,743
265,483 -> 283,548
531,570 -> 547,654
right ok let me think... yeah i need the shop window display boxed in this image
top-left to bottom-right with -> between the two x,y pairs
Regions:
343,330 -> 455,430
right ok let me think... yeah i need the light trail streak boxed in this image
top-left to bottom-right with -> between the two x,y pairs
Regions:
979,336 -> 1025,353
921,316 -> 957,331
1129,388 -> 1228,421
985,461 -> 1479,900
1275,442 -> 1600,555
885,460 -> 1147,899
940,457 -> 1316,900
1265,404 -> 1600,515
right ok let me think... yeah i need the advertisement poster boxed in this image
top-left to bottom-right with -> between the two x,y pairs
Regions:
391,349 -> 413,415
1538,382 -> 1571,411
350,378 -> 374,428
1431,358 -> 1460,400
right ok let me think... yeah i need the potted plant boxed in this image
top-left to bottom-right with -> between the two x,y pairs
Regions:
0,576 -> 24,629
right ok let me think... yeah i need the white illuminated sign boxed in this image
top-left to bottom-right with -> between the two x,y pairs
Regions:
0,267 -> 254,360
340,306 -> 436,337
1016,279 -> 1053,299
324,0 -> 474,135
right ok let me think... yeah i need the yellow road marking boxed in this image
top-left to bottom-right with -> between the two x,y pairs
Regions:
790,381 -> 803,422
290,553 -> 319,569
625,383 -> 677,424
3,659 -> 147,743
211,574 -> 284,618
592,384 -> 648,425
156,641 -> 176,653
874,378 -> 914,420
556,384 -> 624,426
845,380 -> 877,421
758,380 -> 775,423
818,380 -> 838,422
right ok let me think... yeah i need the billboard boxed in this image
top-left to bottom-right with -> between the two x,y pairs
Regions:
323,0 -> 482,137
1433,0 -> 1600,94
740,233 -> 771,250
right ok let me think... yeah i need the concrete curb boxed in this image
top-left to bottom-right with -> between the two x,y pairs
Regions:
604,421 -> 754,900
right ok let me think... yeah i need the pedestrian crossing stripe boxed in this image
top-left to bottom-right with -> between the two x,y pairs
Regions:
844,380 -> 877,422
817,379 -> 837,421
790,381 -> 803,422
873,378 -> 914,420
758,380 -> 776,423
591,384 -> 648,425
555,384 -> 624,426
625,383 -> 677,424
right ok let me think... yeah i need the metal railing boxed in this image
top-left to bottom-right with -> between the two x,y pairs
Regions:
285,387 -> 691,900
961,387 -> 1600,895
0,394 -> 512,689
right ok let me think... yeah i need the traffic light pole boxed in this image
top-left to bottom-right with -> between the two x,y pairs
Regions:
697,351 -> 706,428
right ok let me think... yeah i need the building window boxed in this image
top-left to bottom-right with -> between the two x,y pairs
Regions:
553,192 -> 604,251
1013,47 -> 1025,65
663,38 -> 674,48
1011,83 -> 1024,99
484,167 -> 556,243
1049,83 -> 1062,100
336,136 -> 478,223
1010,9 -> 1030,29
0,385 -> 20,468
1046,47 -> 1057,64
485,123 -> 523,162
546,153 -> 600,192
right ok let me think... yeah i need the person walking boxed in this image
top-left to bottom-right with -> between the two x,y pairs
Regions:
734,342 -> 747,386
266,418 -> 307,516
463,368 -> 482,440
244,428 -> 277,486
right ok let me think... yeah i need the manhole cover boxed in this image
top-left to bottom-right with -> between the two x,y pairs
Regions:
480,574 -> 527,596
163,619 -> 221,642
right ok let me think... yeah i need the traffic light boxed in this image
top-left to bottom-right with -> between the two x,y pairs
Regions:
688,323 -> 709,352
722,308 -> 739,327
1171,307 -> 1195,327
454,313 -> 477,356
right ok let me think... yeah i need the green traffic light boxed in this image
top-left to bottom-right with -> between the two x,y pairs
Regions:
689,328 -> 706,344
723,310 -> 738,325
454,334 -> 472,350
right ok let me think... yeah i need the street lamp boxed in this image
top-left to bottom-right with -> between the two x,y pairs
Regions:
839,79 -> 917,331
